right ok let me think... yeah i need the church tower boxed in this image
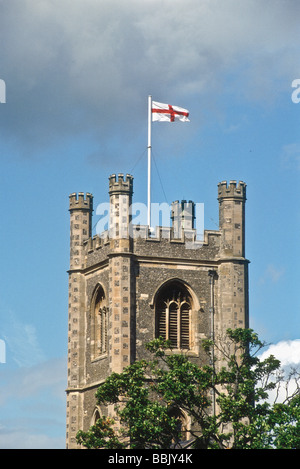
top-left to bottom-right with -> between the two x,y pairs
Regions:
65,175 -> 249,449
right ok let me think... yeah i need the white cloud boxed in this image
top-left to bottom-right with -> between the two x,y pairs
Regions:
0,357 -> 66,405
2,311 -> 45,368
260,339 -> 300,367
259,264 -> 285,285
259,339 -> 300,404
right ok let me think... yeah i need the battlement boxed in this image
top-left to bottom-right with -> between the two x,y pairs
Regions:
69,192 -> 93,211
109,173 -> 133,195
84,231 -> 110,252
83,226 -> 220,256
218,180 -> 246,200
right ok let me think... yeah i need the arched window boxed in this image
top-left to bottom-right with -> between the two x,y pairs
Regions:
169,407 -> 189,442
155,281 -> 192,349
91,407 -> 101,426
94,409 -> 101,423
91,285 -> 107,359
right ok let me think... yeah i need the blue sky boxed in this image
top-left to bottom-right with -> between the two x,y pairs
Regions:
0,0 -> 300,448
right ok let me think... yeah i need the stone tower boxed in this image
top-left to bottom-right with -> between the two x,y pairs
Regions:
107,174 -> 135,373
216,180 -> 248,335
65,175 -> 249,449
66,192 -> 93,446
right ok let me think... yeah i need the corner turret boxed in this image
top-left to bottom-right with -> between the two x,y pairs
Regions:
69,192 -> 93,270
218,180 -> 246,258
108,174 -> 133,246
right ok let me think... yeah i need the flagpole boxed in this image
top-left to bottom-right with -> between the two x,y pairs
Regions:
147,95 -> 152,229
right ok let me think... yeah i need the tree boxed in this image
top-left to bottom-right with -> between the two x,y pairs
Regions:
76,329 -> 300,449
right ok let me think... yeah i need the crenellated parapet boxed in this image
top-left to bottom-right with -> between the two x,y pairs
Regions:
108,173 -> 133,196
218,180 -> 246,201
82,226 -> 220,264
69,192 -> 93,212
84,232 -> 110,252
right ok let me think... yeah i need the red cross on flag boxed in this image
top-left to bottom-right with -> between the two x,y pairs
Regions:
152,101 -> 190,122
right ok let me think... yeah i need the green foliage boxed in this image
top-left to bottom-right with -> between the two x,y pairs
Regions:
76,416 -> 125,449
76,329 -> 300,449
270,394 -> 300,449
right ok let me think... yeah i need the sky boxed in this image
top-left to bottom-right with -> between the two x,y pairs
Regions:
0,0 -> 300,449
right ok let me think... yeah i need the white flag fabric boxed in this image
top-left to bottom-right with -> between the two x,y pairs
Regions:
152,101 -> 190,122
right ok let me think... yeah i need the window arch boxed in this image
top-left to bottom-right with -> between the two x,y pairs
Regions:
91,285 -> 108,359
91,407 -> 101,426
169,407 -> 190,442
155,281 -> 192,349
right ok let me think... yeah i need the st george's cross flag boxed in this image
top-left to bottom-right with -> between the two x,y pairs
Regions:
152,101 -> 190,122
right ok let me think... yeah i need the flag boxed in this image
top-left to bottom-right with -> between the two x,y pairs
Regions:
152,101 -> 190,122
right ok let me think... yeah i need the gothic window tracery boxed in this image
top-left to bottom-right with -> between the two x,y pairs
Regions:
91,285 -> 108,359
155,281 -> 192,349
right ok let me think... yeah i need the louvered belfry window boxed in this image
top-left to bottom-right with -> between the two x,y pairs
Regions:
156,282 -> 191,349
